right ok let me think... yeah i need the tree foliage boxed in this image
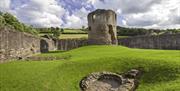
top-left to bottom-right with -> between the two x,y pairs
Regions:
117,26 -> 180,36
0,12 -> 38,35
52,27 -> 61,38
36,27 -> 62,38
0,15 -> 5,27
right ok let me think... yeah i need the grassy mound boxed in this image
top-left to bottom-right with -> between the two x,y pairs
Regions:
0,46 -> 180,91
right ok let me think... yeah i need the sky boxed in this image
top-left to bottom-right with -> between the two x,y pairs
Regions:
0,0 -> 180,29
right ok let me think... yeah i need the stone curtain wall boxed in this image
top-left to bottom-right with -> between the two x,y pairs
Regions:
118,34 -> 180,50
58,34 -> 180,51
58,39 -> 88,51
57,34 -> 180,51
1,27 -> 179,62
0,27 -> 57,62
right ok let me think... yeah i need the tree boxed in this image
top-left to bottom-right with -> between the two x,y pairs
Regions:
1,12 -> 38,35
117,26 -> 149,36
0,15 -> 5,27
3,13 -> 19,24
55,27 -> 60,31
2,13 -> 24,31
81,25 -> 85,31
61,28 -> 64,33
0,11 -> 3,15
50,27 -> 61,38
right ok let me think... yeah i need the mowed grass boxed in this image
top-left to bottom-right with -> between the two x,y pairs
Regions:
59,34 -> 88,39
59,34 -> 128,39
63,29 -> 86,34
0,46 -> 180,91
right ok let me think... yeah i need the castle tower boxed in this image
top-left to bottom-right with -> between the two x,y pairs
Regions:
87,9 -> 118,45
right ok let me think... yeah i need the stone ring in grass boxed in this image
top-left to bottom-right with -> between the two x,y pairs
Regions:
79,69 -> 142,91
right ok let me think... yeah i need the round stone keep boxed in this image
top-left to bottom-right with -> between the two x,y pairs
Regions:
88,9 -> 118,45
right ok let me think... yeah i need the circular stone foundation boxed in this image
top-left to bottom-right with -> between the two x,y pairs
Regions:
80,69 -> 142,91
80,72 -> 123,91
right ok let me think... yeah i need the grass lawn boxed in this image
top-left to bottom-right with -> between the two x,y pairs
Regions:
0,46 -> 180,91
59,34 -> 128,39
117,36 -> 129,38
63,29 -> 87,34
59,34 -> 88,39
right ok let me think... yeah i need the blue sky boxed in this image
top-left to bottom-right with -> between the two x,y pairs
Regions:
0,0 -> 180,29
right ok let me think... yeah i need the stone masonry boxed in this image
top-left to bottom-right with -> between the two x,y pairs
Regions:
0,27 -> 57,62
118,34 -> 180,50
88,9 -> 118,45
80,69 -> 143,91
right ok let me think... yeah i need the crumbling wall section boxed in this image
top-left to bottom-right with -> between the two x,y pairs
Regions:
118,34 -> 180,50
0,27 -> 57,62
58,38 -> 88,51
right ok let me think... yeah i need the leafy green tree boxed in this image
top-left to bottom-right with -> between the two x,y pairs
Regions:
0,11 -> 3,15
48,27 -> 61,38
0,15 -> 6,27
61,28 -> 64,33
3,13 -> 18,24
2,13 -> 24,31
52,27 -> 61,38
1,12 -> 38,35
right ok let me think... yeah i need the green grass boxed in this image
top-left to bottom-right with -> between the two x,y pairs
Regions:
59,34 -> 88,39
0,46 -> 180,91
63,29 -> 87,34
59,34 -> 128,39
117,36 -> 129,38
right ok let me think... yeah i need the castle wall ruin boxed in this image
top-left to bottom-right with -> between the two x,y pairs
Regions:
0,27 -> 179,63
58,38 -> 88,51
57,34 -> 180,50
0,27 -> 57,62
118,34 -> 180,50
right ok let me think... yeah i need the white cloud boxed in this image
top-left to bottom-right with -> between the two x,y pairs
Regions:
13,0 -> 65,27
91,0 -> 161,13
64,7 -> 90,28
87,0 -> 97,5
122,20 -> 127,26
0,0 -> 11,12
0,0 -> 180,29
90,0 -> 180,29
64,14 -> 81,28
